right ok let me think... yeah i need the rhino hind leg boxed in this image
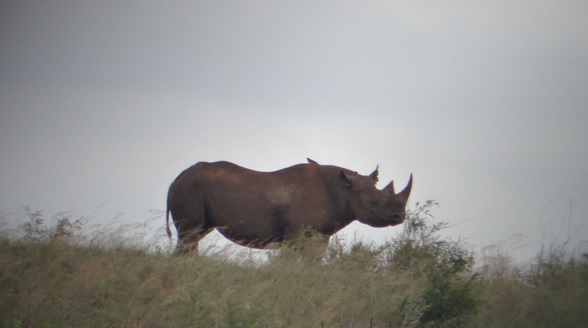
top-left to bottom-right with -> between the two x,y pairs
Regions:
171,199 -> 213,255
174,226 -> 213,255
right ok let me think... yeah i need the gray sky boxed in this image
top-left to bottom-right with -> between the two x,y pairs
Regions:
1,0 -> 587,260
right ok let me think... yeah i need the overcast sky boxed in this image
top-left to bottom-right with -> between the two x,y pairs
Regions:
1,0 -> 587,260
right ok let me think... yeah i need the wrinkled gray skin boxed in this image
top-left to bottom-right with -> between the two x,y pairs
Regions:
166,159 -> 412,255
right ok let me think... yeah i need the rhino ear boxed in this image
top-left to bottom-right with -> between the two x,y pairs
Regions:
369,166 -> 379,184
339,170 -> 355,188
307,158 -> 318,165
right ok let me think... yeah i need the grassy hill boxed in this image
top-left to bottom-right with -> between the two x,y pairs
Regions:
1,202 -> 587,327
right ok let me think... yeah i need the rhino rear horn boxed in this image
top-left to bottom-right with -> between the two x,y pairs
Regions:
383,180 -> 396,194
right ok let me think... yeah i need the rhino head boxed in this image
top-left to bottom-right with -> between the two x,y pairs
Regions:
341,168 -> 412,228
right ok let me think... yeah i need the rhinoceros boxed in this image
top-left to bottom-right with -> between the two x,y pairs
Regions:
166,159 -> 412,254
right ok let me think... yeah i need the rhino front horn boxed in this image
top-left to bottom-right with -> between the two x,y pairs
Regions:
397,174 -> 413,202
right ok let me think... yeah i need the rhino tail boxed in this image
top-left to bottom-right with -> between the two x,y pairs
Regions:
166,207 -> 172,240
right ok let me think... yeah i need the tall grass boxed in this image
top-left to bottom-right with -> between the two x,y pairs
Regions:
1,202 -> 586,327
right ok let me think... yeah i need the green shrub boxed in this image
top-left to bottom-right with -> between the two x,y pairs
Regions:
382,201 -> 482,327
